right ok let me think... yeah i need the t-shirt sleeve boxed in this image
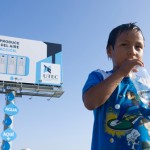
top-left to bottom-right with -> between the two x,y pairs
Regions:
82,70 -> 104,95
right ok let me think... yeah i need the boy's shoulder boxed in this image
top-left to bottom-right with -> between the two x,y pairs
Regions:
82,69 -> 112,94
91,69 -> 112,80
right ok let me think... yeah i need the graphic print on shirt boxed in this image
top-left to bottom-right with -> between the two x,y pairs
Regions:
126,129 -> 140,149
105,90 -> 150,149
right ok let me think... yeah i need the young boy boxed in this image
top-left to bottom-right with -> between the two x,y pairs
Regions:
82,23 -> 150,150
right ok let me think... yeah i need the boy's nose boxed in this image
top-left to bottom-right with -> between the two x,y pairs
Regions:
127,47 -> 136,56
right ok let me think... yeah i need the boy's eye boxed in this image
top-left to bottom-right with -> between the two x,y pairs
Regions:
121,43 -> 128,46
135,45 -> 143,50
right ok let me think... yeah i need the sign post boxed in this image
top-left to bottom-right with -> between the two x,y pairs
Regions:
0,35 -> 64,149
1,91 -> 18,150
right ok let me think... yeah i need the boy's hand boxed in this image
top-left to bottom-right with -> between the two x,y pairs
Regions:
118,59 -> 144,76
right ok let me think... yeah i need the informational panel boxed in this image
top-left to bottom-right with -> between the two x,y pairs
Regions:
0,35 -> 62,86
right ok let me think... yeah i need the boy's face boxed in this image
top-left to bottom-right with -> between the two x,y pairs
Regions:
108,29 -> 144,70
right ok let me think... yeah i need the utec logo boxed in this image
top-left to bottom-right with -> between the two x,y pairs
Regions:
44,65 -> 51,73
42,63 -> 59,80
41,63 -> 60,84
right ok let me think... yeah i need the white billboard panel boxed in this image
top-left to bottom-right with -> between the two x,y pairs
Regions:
0,35 -> 62,86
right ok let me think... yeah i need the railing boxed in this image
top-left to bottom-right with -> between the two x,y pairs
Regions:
0,81 -> 64,98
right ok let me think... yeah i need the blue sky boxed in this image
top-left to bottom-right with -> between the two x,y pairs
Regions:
0,1 -> 150,150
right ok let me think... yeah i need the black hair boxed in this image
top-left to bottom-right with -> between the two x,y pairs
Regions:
106,23 -> 145,51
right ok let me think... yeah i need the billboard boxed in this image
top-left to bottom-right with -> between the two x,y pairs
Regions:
0,35 -> 62,86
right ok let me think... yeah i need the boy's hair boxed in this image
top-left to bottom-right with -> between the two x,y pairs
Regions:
106,23 -> 145,51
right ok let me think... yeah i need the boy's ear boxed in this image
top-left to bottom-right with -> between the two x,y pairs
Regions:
107,46 -> 113,58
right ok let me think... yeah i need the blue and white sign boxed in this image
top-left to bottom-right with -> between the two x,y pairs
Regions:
1,141 -> 10,150
4,103 -> 19,116
6,92 -> 15,101
1,128 -> 17,142
3,116 -> 12,126
0,35 -> 62,86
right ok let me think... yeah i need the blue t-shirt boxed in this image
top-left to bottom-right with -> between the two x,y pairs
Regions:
82,69 -> 150,150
